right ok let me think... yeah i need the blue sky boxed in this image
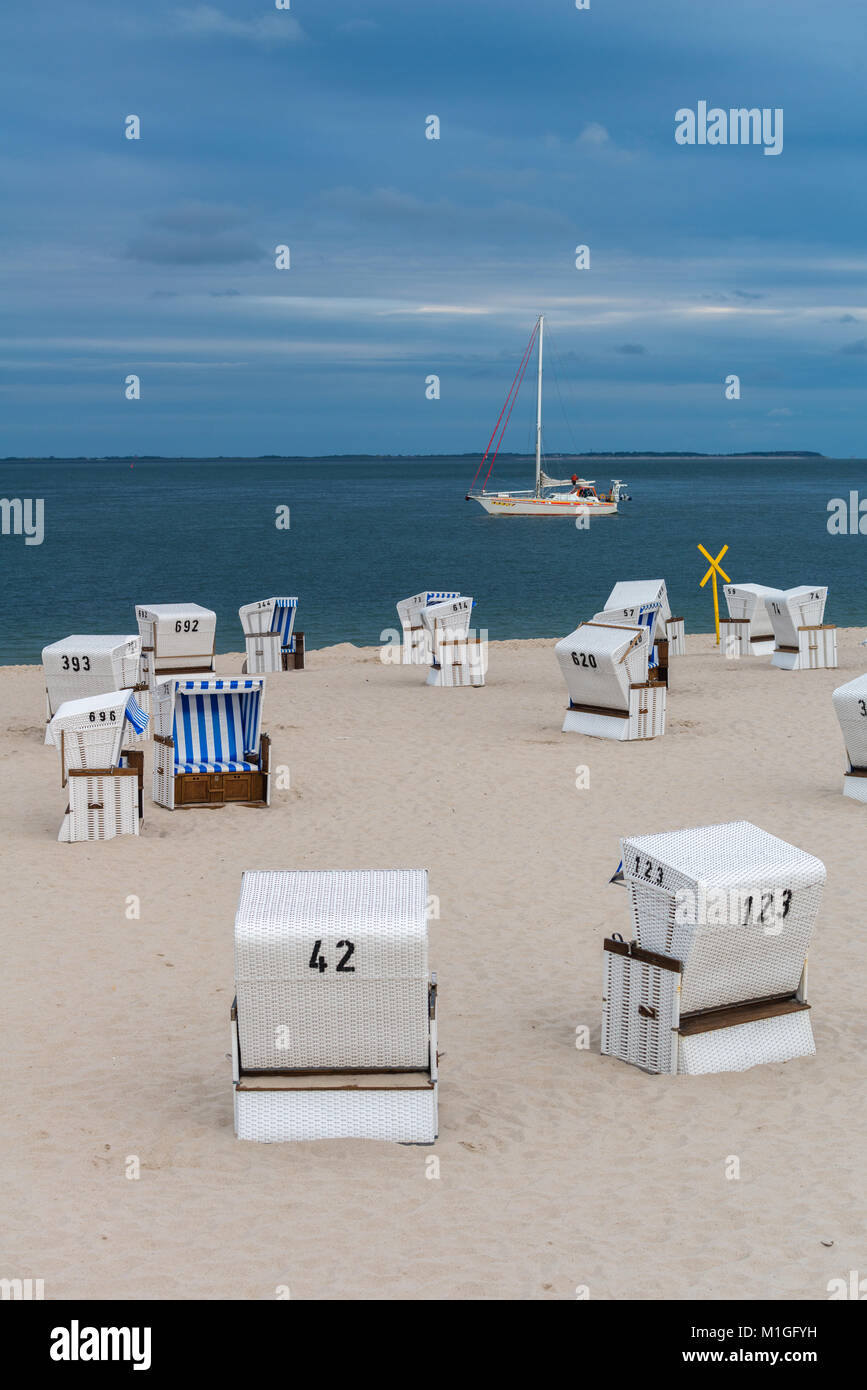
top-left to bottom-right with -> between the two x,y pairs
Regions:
2,0 -> 866,456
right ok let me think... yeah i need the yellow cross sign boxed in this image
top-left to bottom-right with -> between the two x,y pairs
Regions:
697,543 -> 731,644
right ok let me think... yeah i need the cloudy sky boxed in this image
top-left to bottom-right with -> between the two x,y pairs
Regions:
3,0 -> 866,456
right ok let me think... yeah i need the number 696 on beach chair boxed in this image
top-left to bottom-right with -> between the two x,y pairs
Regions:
231,869 -> 438,1143
47,689 -> 148,842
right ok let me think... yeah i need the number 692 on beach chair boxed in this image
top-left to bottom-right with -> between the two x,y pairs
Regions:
231,869 -> 438,1143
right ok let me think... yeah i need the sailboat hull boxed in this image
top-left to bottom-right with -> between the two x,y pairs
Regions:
471,494 -> 618,517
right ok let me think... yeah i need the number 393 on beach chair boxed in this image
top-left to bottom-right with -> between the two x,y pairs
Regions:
396,590 -> 461,664
47,689 -> 148,842
152,677 -> 270,809
231,869 -> 438,1143
421,596 -> 485,687
42,634 -> 144,744
602,821 -> 824,1074
832,673 -> 867,802
239,597 -> 304,672
135,603 -> 217,692
766,587 -> 837,670
555,621 -> 665,740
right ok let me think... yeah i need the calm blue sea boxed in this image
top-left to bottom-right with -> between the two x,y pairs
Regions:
0,455 -> 864,664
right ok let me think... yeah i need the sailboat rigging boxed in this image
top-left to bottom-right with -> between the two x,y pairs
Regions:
465,315 -> 628,517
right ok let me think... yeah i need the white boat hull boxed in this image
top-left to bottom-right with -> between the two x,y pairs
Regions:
472,494 -> 618,517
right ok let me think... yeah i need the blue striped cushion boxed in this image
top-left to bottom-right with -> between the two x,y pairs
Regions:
175,759 -> 258,774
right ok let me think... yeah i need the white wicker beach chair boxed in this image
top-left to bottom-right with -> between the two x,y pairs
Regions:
602,821 -> 824,1074
42,634 -> 145,744
555,621 -> 665,739
231,869 -> 438,1143
832,673 -> 867,802
720,582 -> 778,657
765,587 -> 836,670
603,579 -> 685,656
152,677 -> 270,810
135,603 -> 217,691
239,597 -> 304,672
47,689 -> 148,842
396,591 -> 461,664
421,596 -> 485,687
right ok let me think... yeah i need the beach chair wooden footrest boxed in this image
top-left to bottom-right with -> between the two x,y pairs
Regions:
233,1071 -> 438,1143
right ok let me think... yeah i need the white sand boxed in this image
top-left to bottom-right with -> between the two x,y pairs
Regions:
2,633 -> 865,1300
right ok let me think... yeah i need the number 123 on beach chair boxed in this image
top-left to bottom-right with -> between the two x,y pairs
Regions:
602,822 -> 824,1074
152,677 -> 270,809
231,869 -> 438,1143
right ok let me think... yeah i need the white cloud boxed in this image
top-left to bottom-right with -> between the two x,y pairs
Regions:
577,122 -> 611,148
174,6 -> 303,42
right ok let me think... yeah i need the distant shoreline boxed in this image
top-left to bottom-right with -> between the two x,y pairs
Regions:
0,451 -> 827,463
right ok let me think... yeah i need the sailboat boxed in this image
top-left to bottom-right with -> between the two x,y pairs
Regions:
465,314 -> 628,516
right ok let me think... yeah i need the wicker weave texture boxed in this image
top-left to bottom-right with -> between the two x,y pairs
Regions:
835,674 -> 867,766
843,775 -> 867,803
602,950 -> 678,1073
245,633 -> 282,674
43,635 -> 141,721
234,1087 -> 437,1143
677,1012 -> 815,1074
60,774 -> 140,843
604,579 -> 671,623
766,587 -> 828,649
629,684 -> 666,739
556,622 -> 649,713
623,822 -> 824,1013
666,617 -> 686,656
722,583 -> 777,638
234,870 -> 430,1070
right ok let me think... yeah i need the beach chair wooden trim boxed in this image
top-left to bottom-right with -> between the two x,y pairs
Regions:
677,993 -> 810,1037
603,937 -> 683,973
153,680 -> 270,810
569,701 -> 629,719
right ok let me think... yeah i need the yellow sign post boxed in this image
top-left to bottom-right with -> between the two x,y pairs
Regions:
697,543 -> 731,644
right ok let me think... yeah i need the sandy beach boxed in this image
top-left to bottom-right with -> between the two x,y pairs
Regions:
2,631 -> 865,1301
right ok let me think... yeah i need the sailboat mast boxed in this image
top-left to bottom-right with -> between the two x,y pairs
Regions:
534,314 -> 544,497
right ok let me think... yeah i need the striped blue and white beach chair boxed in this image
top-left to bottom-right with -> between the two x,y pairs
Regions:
152,677 -> 270,809
239,597 -> 304,672
47,689 -> 149,842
